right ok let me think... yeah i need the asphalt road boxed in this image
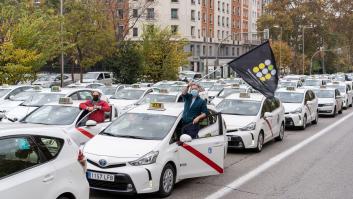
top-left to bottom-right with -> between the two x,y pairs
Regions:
91,108 -> 353,199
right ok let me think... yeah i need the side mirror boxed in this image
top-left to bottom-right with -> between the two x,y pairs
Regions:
86,120 -> 97,127
264,112 -> 273,118
9,95 -> 15,100
180,134 -> 192,143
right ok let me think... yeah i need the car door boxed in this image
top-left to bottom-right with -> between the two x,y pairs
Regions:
0,136 -> 56,199
177,112 -> 225,179
308,90 -> 317,120
336,89 -> 343,110
304,91 -> 313,121
261,99 -> 274,142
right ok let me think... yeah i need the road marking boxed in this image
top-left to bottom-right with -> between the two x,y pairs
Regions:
205,111 -> 353,199
182,143 -> 224,174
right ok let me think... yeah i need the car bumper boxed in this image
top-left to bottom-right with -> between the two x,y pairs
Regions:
227,130 -> 257,149
284,114 -> 303,127
86,163 -> 162,194
318,106 -> 335,115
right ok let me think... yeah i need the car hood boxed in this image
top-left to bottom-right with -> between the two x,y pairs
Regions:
109,99 -> 138,109
0,100 -> 24,111
1,106 -> 38,122
282,103 -> 302,112
84,135 -> 161,159
318,98 -> 335,104
222,114 -> 257,129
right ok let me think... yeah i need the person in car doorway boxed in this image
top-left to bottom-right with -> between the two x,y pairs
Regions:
181,82 -> 209,139
79,91 -> 111,123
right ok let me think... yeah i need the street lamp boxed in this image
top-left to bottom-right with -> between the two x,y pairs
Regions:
60,0 -> 64,87
302,25 -> 313,75
273,25 -> 283,72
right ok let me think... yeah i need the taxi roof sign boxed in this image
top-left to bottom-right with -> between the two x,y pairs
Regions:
148,102 -> 166,111
33,85 -> 42,91
59,97 -> 73,104
131,84 -> 140,88
1,84 -> 9,88
332,81 -> 340,84
239,92 -> 250,98
320,85 -> 326,89
286,86 -> 296,91
159,89 -> 169,94
51,86 -> 61,92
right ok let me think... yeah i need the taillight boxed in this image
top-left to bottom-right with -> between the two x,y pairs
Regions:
78,150 -> 87,171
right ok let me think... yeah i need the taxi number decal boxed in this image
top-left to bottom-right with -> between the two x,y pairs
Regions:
76,128 -> 94,139
181,143 -> 223,174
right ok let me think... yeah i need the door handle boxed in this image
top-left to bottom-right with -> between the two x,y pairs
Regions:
43,174 -> 54,182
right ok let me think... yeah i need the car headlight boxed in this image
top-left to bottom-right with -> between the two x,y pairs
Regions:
129,151 -> 159,166
290,107 -> 302,114
239,122 -> 256,131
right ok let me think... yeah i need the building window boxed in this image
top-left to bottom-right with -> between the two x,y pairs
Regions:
198,29 -> 201,38
218,1 -> 220,11
217,30 -> 220,39
198,11 -> 200,20
218,15 -> 220,26
196,45 -> 201,56
118,9 -> 124,19
171,9 -> 178,19
191,0 -> 195,4
232,47 -> 235,56
133,9 -> 138,18
147,8 -> 155,19
203,45 -> 206,55
190,44 -> 194,55
222,2 -> 225,12
237,47 -> 240,56
225,47 -> 229,56
209,46 -> 213,56
133,28 -> 138,37
191,10 -> 196,21
171,25 -> 178,34
209,14 -> 212,24
191,26 -> 195,36
222,16 -> 224,27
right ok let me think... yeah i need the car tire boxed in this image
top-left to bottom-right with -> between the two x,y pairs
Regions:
255,132 -> 264,152
344,101 -> 348,109
158,163 -> 176,198
312,112 -> 318,124
350,102 -> 353,108
300,115 -> 307,130
275,124 -> 284,141
332,106 -> 337,117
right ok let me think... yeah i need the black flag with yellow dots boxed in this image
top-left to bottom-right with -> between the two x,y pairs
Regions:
228,41 -> 278,98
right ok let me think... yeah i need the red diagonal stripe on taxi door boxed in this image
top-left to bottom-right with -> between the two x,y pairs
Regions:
181,143 -> 224,174
76,128 -> 94,139
264,118 -> 273,137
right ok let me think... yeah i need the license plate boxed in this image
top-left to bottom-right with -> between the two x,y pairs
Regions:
87,171 -> 115,182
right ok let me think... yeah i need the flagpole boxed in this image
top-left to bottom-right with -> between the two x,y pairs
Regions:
195,67 -> 224,83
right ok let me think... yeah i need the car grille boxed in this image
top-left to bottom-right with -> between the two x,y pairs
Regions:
87,159 -> 126,169
87,170 -> 135,193
228,136 -> 244,148
285,117 -> 294,126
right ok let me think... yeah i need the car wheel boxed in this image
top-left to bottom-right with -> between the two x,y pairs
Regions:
332,106 -> 337,117
255,132 -> 264,152
344,101 -> 348,109
300,115 -> 307,130
275,124 -> 284,141
350,101 -> 353,107
312,112 -> 318,124
158,163 -> 176,197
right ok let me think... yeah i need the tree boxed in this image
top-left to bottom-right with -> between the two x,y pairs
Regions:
270,40 -> 293,73
100,41 -> 143,84
63,0 -> 115,81
141,26 -> 189,82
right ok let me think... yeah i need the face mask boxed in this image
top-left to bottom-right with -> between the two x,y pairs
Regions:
93,95 -> 100,101
191,89 -> 199,97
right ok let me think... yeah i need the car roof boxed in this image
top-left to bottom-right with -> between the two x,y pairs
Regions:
0,127 -> 68,139
225,93 -> 265,101
276,87 -> 308,93
128,103 -> 184,117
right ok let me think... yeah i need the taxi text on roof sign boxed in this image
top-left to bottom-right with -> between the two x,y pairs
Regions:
159,89 -> 169,94
286,86 -> 296,91
51,86 -> 61,92
148,102 -> 166,111
239,92 -> 250,98
231,83 -> 240,88
132,84 -> 140,88
59,97 -> 73,104
2,84 -> 9,88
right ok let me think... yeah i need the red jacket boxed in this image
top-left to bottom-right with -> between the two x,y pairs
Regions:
79,100 -> 111,123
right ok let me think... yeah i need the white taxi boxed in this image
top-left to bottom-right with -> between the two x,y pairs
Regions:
0,127 -> 89,199
275,87 -> 318,130
109,85 -> 153,115
217,93 -> 285,152
211,84 -> 254,106
82,102 -> 227,196
313,87 -> 343,116
0,97 -> 118,145
327,82 -> 353,109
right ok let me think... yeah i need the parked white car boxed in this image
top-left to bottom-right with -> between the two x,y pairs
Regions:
313,87 -> 344,116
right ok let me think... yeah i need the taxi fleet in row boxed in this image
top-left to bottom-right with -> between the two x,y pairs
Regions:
2,74 -> 353,198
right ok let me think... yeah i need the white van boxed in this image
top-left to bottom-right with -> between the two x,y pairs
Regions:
82,72 -> 113,85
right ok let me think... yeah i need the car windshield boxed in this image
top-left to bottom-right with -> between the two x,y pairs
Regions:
100,86 -> 117,96
83,73 -> 98,79
199,82 -> 215,89
218,88 -> 247,98
156,83 -> 172,89
22,105 -> 81,125
280,82 -> 296,87
217,99 -> 261,116
22,93 -> 65,106
0,89 -> 10,98
168,86 -> 185,92
275,92 -> 304,103
102,113 -> 176,140
138,94 -> 177,104
313,90 -> 335,98
209,84 -> 226,91
327,85 -> 346,93
111,89 -> 144,100
303,80 -> 321,86
11,91 -> 37,101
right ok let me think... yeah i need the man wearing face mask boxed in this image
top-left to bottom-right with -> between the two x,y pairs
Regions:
181,82 -> 209,138
79,91 -> 111,123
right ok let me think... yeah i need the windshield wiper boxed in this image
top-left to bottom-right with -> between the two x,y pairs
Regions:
116,135 -> 145,139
